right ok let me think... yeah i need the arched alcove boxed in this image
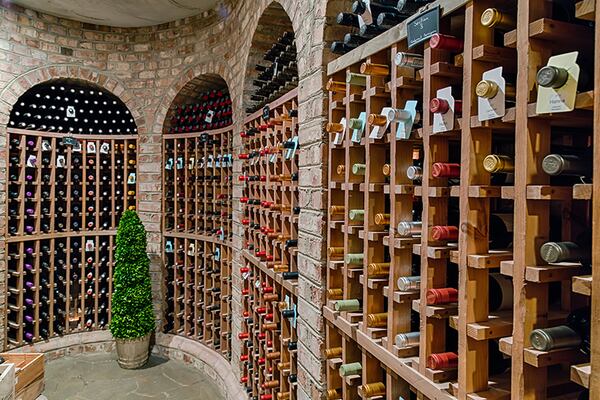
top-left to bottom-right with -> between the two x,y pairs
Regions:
243,1 -> 297,114
160,71 -> 234,360
162,73 -> 232,134
4,77 -> 140,349
8,78 -> 137,135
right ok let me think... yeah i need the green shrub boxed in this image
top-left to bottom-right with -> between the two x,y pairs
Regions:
109,210 -> 155,339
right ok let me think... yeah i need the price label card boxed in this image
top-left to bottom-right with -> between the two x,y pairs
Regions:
127,173 -> 136,184
176,157 -> 184,169
333,118 -> 347,145
85,240 -> 95,252
286,136 -> 299,160
66,105 -> 76,118
165,157 -> 173,170
536,52 -> 580,114
187,243 -> 195,256
407,5 -> 440,49
56,155 -> 66,168
205,110 -> 214,123
263,105 -> 270,121
215,247 -> 221,261
26,155 -> 37,167
100,142 -> 110,154
86,142 -> 96,154
369,107 -> 394,139
432,86 -> 455,133
165,240 -> 174,253
41,140 -> 52,152
188,156 -> 195,169
395,100 -> 419,140
351,112 -> 366,143
478,67 -> 506,121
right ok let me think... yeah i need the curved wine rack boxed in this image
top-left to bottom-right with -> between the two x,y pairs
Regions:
5,79 -> 138,349
162,84 -> 234,360
238,89 -> 300,400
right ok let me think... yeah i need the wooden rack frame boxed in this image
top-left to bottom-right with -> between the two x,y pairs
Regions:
238,89 -> 300,400
324,0 -> 600,398
5,127 -> 137,348
162,126 -> 233,359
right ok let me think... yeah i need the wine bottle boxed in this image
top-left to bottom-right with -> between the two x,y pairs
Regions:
358,382 -> 385,398
334,298 -> 362,312
339,362 -> 362,377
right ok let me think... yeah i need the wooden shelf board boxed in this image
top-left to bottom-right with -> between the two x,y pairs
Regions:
413,299 -> 458,318
450,313 -> 513,340
570,363 -> 590,388
524,346 -> 586,368
573,184 -> 592,200
575,0 -> 595,21
467,185 -> 502,198
524,263 -> 584,283
526,185 -> 572,200
498,337 -> 512,356
467,251 -> 513,269
572,275 -> 592,296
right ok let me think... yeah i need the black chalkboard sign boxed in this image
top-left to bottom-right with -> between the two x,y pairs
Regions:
407,5 -> 440,49
263,105 -> 270,121
62,137 -> 79,146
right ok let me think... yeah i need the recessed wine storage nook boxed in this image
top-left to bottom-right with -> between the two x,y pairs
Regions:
162,82 -> 234,360
5,79 -> 138,348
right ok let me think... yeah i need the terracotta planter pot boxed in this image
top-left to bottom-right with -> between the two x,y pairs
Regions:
115,333 -> 151,369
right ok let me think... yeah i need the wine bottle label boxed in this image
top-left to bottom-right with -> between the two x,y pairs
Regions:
395,52 -> 424,69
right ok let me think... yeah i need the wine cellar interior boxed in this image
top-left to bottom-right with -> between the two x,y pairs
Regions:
1,0 -> 600,399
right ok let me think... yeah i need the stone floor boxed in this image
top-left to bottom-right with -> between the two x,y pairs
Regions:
41,352 -> 225,400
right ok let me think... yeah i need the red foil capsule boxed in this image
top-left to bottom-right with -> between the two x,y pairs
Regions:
240,267 -> 250,273
260,175 -> 267,182
432,162 -> 460,178
267,340 -> 273,347
257,333 -> 266,340
241,219 -> 250,225
240,197 -> 249,203
264,313 -> 274,321
427,352 -> 459,370
266,255 -> 273,261
260,395 -> 272,400
258,357 -> 266,365
240,376 -> 249,383
426,288 -> 459,305
242,288 -> 250,295
255,307 -> 267,314
238,153 -> 249,159
259,124 -> 269,131
431,225 -> 459,241
238,175 -> 248,181
255,250 -> 266,257
429,33 -> 464,52
238,332 -> 249,339
242,311 -> 250,318
239,354 -> 249,361
263,286 -> 274,293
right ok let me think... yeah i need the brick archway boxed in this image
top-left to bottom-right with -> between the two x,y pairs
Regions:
0,64 -> 147,133
152,60 -> 236,135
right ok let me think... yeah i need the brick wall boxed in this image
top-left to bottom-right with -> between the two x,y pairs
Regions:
0,0 -> 353,396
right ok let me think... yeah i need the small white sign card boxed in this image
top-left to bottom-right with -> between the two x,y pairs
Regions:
432,86 -> 455,133
478,67 -> 506,121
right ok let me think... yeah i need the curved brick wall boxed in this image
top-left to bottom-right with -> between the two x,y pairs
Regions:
8,331 -> 245,400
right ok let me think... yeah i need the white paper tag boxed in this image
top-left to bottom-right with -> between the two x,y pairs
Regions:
351,112 -> 366,143
395,100 -> 419,139
26,155 -> 37,167
333,118 -> 347,145
66,106 -> 76,118
165,241 -> 174,253
165,157 -> 173,170
478,67 -> 506,121
100,142 -> 110,154
85,240 -> 95,252
369,107 -> 394,139
205,110 -> 214,123
86,142 -> 96,154
188,157 -> 195,170
286,137 -> 299,160
56,155 -> 66,168
42,140 -> 52,152
127,173 -> 136,184
433,86 -> 455,133
536,52 -> 580,114
176,157 -> 184,169
72,140 -> 82,152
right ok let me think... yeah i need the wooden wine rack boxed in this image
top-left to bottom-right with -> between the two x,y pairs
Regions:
238,89 -> 300,400
324,0 -> 600,398
162,126 -> 233,359
5,128 -> 138,348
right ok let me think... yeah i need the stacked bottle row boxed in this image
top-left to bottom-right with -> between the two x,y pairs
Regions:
240,96 -> 300,280
238,93 -> 300,399
163,236 -> 232,357
6,235 -> 115,348
166,90 -> 233,134
238,262 -> 298,400
248,31 -> 298,113
8,81 -> 137,134
325,0 -> 595,398
163,128 -> 233,239
8,133 -> 137,237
